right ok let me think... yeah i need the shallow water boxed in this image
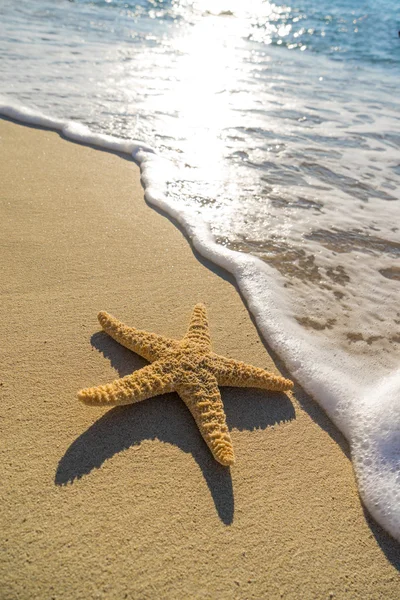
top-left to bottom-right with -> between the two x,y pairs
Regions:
1,0 -> 400,541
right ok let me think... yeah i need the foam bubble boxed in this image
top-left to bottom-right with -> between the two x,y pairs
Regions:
351,372 -> 400,538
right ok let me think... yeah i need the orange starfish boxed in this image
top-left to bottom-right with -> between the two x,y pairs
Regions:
78,304 -> 293,466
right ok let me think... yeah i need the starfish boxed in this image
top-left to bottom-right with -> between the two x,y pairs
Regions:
78,304 -> 293,466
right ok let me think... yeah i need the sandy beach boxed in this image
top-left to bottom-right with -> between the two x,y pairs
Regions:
1,118 -> 399,599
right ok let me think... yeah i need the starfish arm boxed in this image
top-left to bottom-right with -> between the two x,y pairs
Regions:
176,370 -> 234,466
78,362 -> 176,406
98,311 -> 178,362
183,303 -> 212,351
209,354 -> 293,392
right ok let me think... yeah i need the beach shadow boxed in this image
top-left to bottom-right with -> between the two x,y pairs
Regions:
144,200 -> 238,289
55,333 -> 295,525
362,508 -> 400,569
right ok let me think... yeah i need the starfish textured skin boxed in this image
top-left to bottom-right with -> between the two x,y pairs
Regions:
78,304 -> 293,466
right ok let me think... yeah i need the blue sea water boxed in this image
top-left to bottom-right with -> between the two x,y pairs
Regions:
1,0 -> 400,540
2,0 -> 399,65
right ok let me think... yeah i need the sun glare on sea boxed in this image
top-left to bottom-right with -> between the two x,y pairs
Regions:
170,19 -> 242,162
158,5 -> 256,198
156,1 -> 290,204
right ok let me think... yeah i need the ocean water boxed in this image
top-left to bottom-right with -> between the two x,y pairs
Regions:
1,0 -> 400,540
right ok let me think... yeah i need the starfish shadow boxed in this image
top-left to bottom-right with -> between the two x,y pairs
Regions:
55,333 -> 295,525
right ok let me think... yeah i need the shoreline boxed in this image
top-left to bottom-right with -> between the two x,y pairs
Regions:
1,118 -> 399,598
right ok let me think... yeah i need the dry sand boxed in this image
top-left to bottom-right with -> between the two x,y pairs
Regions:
1,118 -> 399,599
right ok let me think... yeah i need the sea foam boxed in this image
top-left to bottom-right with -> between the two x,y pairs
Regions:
1,99 -> 399,542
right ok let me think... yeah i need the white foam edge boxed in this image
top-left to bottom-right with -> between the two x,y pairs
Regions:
2,98 -> 399,543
